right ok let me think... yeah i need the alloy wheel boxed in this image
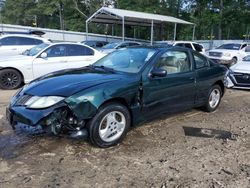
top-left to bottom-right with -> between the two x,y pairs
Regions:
98,111 -> 126,142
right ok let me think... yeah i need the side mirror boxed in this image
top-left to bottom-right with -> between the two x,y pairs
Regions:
40,52 -> 48,58
150,68 -> 167,78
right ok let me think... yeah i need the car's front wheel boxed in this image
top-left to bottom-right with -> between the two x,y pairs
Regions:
0,69 -> 23,89
204,85 -> 222,112
88,102 -> 131,148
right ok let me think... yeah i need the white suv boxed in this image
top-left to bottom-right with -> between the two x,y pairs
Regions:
0,34 -> 50,57
207,43 -> 250,66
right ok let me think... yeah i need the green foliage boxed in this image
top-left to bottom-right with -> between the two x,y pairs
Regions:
1,0 -> 249,40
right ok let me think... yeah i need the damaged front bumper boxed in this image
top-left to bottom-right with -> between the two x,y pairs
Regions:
6,102 -> 89,138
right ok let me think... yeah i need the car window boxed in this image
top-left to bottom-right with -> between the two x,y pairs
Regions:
117,43 -> 129,49
45,45 -> 67,57
0,36 -> 19,45
245,46 -> 250,52
184,43 -> 193,49
175,43 -> 184,47
154,50 -> 191,75
18,37 -> 43,45
193,52 -> 208,69
66,44 -> 94,56
193,43 -> 203,52
0,36 -> 42,46
96,42 -> 104,47
129,42 -> 140,46
217,43 -> 241,50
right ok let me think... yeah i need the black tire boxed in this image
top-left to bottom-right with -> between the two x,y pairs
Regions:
0,69 -> 23,89
87,102 -> 131,148
204,85 -> 222,112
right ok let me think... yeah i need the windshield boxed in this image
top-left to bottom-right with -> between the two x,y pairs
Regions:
102,42 -> 119,49
243,55 -> 250,61
23,43 -> 50,56
94,48 -> 157,73
216,43 -> 241,50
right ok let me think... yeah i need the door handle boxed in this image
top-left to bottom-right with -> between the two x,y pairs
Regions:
11,48 -> 17,50
189,77 -> 195,80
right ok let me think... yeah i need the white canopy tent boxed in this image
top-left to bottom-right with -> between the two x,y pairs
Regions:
86,7 -> 195,44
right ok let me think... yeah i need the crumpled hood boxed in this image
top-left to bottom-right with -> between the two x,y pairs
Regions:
230,62 -> 250,74
22,68 -> 126,97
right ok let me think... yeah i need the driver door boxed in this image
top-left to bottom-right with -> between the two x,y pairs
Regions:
32,44 -> 69,79
142,49 -> 196,118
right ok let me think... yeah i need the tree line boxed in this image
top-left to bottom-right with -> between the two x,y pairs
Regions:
1,0 -> 250,40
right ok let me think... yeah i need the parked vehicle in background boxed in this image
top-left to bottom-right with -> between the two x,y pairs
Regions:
0,34 -> 50,57
6,46 -> 227,148
0,42 -> 105,89
100,41 -> 141,54
154,41 -> 206,54
81,40 -> 109,49
207,43 -> 250,66
225,55 -> 250,89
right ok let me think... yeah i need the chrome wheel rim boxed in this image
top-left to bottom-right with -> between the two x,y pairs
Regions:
98,111 -> 126,142
0,72 -> 19,88
209,88 -> 220,108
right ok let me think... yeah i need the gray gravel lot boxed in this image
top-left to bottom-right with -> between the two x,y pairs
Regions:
0,89 -> 249,188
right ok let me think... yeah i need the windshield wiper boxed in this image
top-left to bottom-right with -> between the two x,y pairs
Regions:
87,65 -> 115,73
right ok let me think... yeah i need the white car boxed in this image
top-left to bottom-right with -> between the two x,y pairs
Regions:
155,41 -> 206,54
225,55 -> 250,89
0,42 -> 105,89
0,34 -> 50,57
207,43 -> 250,66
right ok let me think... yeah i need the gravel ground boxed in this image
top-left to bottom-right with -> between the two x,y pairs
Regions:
0,89 -> 249,188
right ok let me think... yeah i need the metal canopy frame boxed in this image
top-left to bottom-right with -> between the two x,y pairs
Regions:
86,7 -> 195,44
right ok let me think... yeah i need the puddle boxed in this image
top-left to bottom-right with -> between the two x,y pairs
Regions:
183,126 -> 238,140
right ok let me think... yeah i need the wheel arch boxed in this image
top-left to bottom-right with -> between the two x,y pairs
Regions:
99,97 -> 134,126
0,67 -> 25,84
213,80 -> 225,96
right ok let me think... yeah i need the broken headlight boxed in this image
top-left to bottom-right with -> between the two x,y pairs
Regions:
25,96 -> 65,109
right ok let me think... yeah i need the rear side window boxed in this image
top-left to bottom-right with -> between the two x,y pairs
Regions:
66,44 -> 94,56
175,43 -> 184,47
184,43 -> 193,49
0,36 -> 42,45
193,52 -> 208,69
18,37 -> 43,45
193,43 -> 203,52
0,36 -> 19,45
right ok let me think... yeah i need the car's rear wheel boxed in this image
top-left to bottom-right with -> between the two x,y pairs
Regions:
88,102 -> 131,148
0,69 -> 23,90
204,85 -> 222,112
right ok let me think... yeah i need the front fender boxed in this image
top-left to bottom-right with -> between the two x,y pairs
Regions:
65,80 -> 139,120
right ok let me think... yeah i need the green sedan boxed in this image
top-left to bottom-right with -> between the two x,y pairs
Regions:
7,46 -> 228,148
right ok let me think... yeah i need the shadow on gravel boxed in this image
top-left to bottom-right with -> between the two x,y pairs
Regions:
183,126 -> 238,140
